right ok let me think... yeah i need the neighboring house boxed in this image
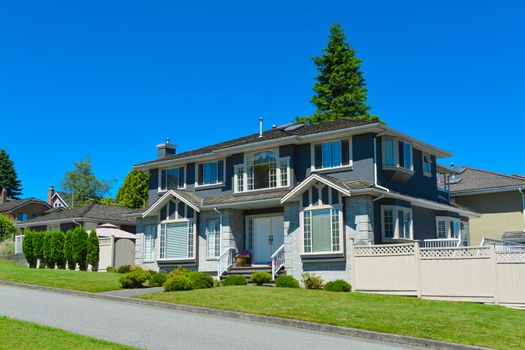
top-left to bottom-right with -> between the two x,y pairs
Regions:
129,119 -> 478,281
16,203 -> 136,234
47,186 -> 70,209
0,188 -> 51,222
441,166 -> 525,245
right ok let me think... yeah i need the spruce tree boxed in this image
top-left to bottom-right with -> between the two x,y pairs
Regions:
297,23 -> 379,125
0,150 -> 23,199
115,170 -> 150,209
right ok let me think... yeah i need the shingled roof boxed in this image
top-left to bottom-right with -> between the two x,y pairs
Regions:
0,198 -> 50,213
449,166 -> 525,194
19,204 -> 136,224
136,119 -> 376,167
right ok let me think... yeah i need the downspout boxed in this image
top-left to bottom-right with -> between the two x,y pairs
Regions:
373,135 -> 390,193
519,188 -> 525,230
213,207 -> 223,253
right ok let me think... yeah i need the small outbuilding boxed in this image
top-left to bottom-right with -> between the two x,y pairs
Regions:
96,223 -> 136,270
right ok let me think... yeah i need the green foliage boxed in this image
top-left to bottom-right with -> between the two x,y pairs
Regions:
213,279 -> 222,288
50,231 -> 66,269
86,229 -> 99,271
297,23 -> 378,125
324,279 -> 352,292
0,215 -> 17,241
275,275 -> 300,288
222,275 -> 247,286
32,231 -> 45,268
0,239 -> 14,256
61,156 -> 114,206
167,265 -> 191,278
64,230 -> 75,270
22,231 -> 37,268
301,273 -> 324,289
0,150 -> 23,199
117,265 -> 132,274
187,272 -> 214,289
106,266 -> 117,273
119,268 -> 151,289
42,232 -> 54,268
99,197 -> 116,205
115,170 -> 150,209
71,227 -> 88,271
163,275 -> 193,291
249,272 -> 272,286
148,272 -> 167,287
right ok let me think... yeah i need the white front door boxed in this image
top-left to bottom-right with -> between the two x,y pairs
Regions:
252,216 -> 284,265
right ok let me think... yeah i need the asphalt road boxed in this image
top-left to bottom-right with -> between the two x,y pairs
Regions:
0,284 -> 424,350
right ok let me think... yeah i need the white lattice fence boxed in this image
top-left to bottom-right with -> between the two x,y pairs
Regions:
420,247 -> 490,259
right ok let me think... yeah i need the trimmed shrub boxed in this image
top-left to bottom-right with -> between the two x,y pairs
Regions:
301,273 -> 324,290
71,227 -> 88,271
324,279 -> 352,292
64,230 -> 75,270
117,265 -> 132,274
119,269 -> 151,289
222,275 -> 248,286
149,272 -> 168,287
167,266 -> 191,278
22,230 -> 37,268
50,231 -> 66,269
32,231 -> 45,268
86,229 -> 99,271
106,266 -> 117,273
275,275 -> 300,288
213,279 -> 221,288
163,275 -> 193,291
187,272 -> 214,289
43,232 -> 54,268
250,272 -> 272,286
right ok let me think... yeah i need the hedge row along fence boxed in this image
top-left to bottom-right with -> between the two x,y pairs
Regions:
22,227 -> 100,271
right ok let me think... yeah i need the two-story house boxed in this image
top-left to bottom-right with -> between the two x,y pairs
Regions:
0,188 -> 52,223
130,119 -> 478,282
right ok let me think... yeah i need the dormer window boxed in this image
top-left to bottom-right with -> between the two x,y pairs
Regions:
197,160 -> 224,187
313,138 -> 352,170
159,167 -> 185,191
422,153 -> 432,176
401,142 -> 413,170
382,137 -> 413,172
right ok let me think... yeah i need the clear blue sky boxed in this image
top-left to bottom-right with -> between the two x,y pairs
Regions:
1,0 -> 524,199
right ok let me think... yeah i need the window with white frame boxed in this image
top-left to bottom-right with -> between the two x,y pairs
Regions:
383,137 -> 396,167
197,160 -> 224,186
313,139 -> 352,170
401,142 -> 413,170
382,137 -> 413,171
206,218 -> 220,258
143,225 -> 157,261
160,167 -> 185,190
234,150 -> 289,192
322,141 -> 342,168
381,205 -> 413,240
159,221 -> 195,260
303,208 -> 341,254
435,217 -> 461,240
422,153 -> 432,175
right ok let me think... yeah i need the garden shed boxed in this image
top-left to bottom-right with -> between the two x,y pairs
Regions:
96,224 -> 136,270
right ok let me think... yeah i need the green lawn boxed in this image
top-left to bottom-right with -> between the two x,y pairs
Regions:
0,259 -> 122,292
140,286 -> 525,350
0,316 -> 137,350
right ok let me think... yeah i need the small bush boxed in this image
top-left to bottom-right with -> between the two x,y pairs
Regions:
213,279 -> 221,288
117,265 -> 132,274
167,266 -> 191,278
187,272 -> 214,289
324,279 -> 352,292
250,272 -> 272,286
106,266 -> 117,273
119,269 -> 151,289
163,275 -> 193,291
222,275 -> 247,286
275,275 -> 300,288
149,272 -> 168,287
22,231 -> 37,268
301,273 -> 324,289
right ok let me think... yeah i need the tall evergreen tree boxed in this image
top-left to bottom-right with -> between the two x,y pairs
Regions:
115,170 -> 150,209
297,23 -> 379,125
0,150 -> 23,199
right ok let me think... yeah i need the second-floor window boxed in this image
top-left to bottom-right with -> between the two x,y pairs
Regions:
422,153 -> 432,176
382,137 -> 413,171
17,213 -> 28,221
313,139 -> 351,170
234,150 -> 289,192
197,160 -> 224,186
160,167 -> 185,190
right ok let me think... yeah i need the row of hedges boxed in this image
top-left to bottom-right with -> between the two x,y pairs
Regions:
22,227 -> 99,271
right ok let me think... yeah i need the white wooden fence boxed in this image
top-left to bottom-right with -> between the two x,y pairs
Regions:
350,241 -> 525,309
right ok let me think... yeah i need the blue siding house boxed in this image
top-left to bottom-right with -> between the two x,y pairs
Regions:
129,119 -> 477,282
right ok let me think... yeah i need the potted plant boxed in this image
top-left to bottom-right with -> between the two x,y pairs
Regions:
235,250 -> 252,266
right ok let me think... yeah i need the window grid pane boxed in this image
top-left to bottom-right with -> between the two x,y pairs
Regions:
437,220 -> 447,238
384,209 -> 394,238
144,225 -> 156,261
331,209 -> 340,251
384,139 -> 395,166
303,212 -> 312,253
159,225 -> 166,259
206,219 -> 220,258
279,159 -> 288,187
269,158 -> 277,188
188,223 -> 194,258
403,143 -> 412,170
322,141 -> 342,168
236,166 -> 244,192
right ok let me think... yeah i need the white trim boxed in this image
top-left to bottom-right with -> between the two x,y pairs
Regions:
281,173 -> 351,204
310,137 -> 353,172
51,193 -> 69,208
300,205 -> 344,255
452,185 -> 525,197
157,218 -> 196,262
142,190 -> 200,218
195,159 -> 226,188
233,149 -> 290,193
435,216 -> 461,239
380,205 -> 414,241
158,165 -> 187,192
382,136 -> 414,172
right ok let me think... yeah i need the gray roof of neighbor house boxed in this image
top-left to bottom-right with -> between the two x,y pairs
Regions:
448,166 -> 525,195
17,204 -> 136,225
0,198 -> 51,213
135,119 -> 377,167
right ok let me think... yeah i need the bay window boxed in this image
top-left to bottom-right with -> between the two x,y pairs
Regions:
197,160 -> 224,186
206,219 -> 221,258
382,137 -> 413,172
303,208 -> 341,254
159,221 -> 195,260
160,167 -> 185,190
381,205 -> 413,240
435,217 -> 461,240
383,137 -> 396,167
402,142 -> 413,170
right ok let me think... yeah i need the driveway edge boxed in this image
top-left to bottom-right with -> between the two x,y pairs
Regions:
0,280 -> 490,350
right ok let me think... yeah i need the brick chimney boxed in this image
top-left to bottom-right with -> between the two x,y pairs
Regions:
48,186 -> 55,205
1,188 -> 7,203
157,137 -> 177,159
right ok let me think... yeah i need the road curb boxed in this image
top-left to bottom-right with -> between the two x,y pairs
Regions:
0,280 -> 491,350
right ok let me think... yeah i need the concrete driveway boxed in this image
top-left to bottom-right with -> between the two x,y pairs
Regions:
0,284 -> 425,350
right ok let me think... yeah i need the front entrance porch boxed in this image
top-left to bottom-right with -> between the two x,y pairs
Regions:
247,215 -> 284,265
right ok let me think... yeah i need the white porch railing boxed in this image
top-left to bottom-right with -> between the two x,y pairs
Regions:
271,244 -> 285,280
420,238 -> 460,248
14,235 -> 24,254
217,248 -> 236,279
